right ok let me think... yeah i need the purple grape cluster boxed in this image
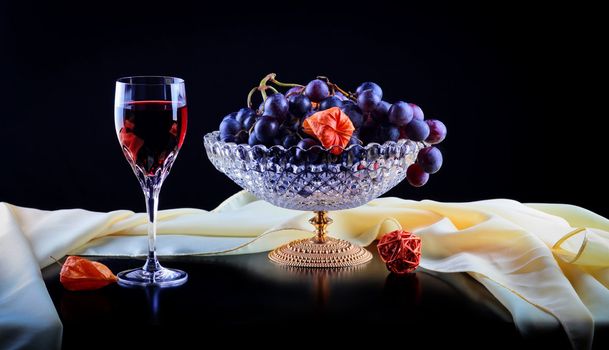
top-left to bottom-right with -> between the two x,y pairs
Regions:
350,81 -> 446,187
217,75 -> 447,187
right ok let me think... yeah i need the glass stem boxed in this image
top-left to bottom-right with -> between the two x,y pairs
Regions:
142,180 -> 161,273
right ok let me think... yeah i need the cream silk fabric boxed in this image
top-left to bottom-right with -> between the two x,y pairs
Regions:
1,191 -> 609,350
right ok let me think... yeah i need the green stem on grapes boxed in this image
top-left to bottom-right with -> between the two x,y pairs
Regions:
269,77 -> 304,88
265,85 -> 279,94
315,75 -> 356,101
332,84 -> 357,101
260,87 -> 267,100
246,86 -> 259,108
258,73 -> 277,101
260,73 -> 276,86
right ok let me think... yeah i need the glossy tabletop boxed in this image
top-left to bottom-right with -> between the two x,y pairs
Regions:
43,243 -> 599,349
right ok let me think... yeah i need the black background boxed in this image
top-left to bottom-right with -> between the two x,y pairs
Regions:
0,1 -> 605,215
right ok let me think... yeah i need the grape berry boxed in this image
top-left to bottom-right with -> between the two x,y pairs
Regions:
304,79 -> 330,102
215,74 -> 447,188
357,89 -> 381,112
417,146 -> 443,174
388,101 -> 413,126
404,119 -> 430,142
263,94 -> 289,122
253,116 -> 279,144
425,119 -> 447,144
406,163 -> 429,187
356,82 -> 383,100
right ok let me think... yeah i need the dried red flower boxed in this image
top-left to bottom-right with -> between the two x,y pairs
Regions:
60,256 -> 118,291
377,230 -> 422,275
302,107 -> 355,155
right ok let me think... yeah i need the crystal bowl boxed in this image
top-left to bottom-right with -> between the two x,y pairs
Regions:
204,131 -> 423,211
204,131 -> 424,268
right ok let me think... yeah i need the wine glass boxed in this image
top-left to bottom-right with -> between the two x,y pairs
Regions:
114,76 -> 188,287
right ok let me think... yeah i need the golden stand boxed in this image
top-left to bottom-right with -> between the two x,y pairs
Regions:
268,211 -> 373,268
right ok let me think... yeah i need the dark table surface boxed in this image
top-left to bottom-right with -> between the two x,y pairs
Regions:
43,243 -> 598,349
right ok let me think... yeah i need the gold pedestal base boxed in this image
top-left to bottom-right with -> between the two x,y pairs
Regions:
268,211 -> 372,268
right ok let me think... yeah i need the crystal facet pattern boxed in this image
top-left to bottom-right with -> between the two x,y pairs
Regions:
204,131 -> 424,211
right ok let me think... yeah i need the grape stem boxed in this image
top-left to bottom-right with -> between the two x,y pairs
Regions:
258,73 -> 276,101
317,76 -> 335,95
285,86 -> 304,98
261,73 -> 276,84
249,73 -> 354,112
269,77 -> 303,88
263,85 -> 279,94
259,73 -> 305,98
316,75 -> 357,101
333,84 -> 356,101
246,86 -> 258,108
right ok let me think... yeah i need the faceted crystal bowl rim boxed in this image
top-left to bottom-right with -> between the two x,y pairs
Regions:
204,130 -> 425,211
204,131 -> 424,154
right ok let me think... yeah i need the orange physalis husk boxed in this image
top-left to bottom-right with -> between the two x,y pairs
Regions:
59,256 -> 118,291
302,106 -> 355,155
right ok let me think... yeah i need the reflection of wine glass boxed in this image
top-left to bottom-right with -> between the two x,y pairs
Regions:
144,286 -> 162,325
114,76 -> 188,287
204,132 -> 423,268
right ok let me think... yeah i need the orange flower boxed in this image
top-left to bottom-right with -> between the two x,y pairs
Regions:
59,256 -> 118,291
302,107 -> 355,155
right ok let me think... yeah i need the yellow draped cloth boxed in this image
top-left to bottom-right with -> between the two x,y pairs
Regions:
1,191 -> 608,349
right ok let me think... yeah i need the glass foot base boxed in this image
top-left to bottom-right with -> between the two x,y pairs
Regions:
117,267 -> 188,288
269,236 -> 372,268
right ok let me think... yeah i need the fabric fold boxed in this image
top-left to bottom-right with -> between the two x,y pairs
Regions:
0,204 -> 63,349
2,192 -> 609,350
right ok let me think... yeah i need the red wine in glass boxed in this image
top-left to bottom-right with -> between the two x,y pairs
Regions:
114,76 -> 188,288
116,100 -> 188,176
